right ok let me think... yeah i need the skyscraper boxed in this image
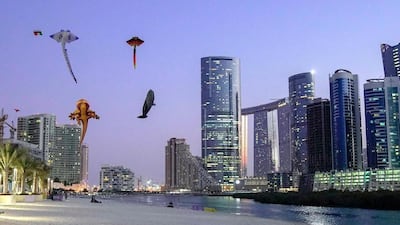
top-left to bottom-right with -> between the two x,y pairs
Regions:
165,138 -> 192,190
384,77 -> 400,168
17,114 -> 56,162
330,69 -> 362,170
201,56 -> 241,192
165,138 -> 218,191
364,79 -> 388,169
381,43 -> 400,77
240,115 -> 248,177
50,124 -> 81,185
242,98 -> 290,177
307,98 -> 332,173
289,72 -> 315,174
81,144 -> 89,184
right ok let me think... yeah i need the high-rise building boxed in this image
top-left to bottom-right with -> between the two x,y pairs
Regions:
17,114 -> 56,162
364,79 -> 388,169
81,144 -> 89,184
242,98 -> 290,177
289,72 -> 315,174
381,43 -> 400,77
384,77 -> 400,168
99,165 -> 135,192
330,69 -> 362,170
165,138 -> 192,190
165,138 -> 219,192
201,56 -> 241,191
49,124 -> 81,185
240,115 -> 248,177
307,98 -> 332,173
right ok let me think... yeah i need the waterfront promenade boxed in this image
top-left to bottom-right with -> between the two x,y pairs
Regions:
0,197 -> 302,225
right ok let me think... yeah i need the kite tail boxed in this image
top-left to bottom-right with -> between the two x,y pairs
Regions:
133,47 -> 137,69
62,43 -> 78,83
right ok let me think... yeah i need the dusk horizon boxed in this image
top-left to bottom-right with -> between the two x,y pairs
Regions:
2,0 -> 400,186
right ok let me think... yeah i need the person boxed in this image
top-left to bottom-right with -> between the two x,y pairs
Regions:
167,201 -> 174,208
91,195 -> 102,203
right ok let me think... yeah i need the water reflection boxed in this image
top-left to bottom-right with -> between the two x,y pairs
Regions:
110,194 -> 400,225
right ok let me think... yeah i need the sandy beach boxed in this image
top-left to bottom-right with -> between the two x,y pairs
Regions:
0,197 -> 302,225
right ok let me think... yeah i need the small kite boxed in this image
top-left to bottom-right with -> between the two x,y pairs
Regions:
69,99 -> 100,144
14,109 -> 20,112
50,30 -> 79,83
33,30 -> 43,36
126,36 -> 144,69
138,89 -> 155,118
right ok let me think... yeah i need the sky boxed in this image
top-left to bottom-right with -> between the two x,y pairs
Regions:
1,0 -> 399,186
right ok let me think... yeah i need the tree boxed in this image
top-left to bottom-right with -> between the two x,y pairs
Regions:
0,143 -> 19,194
14,148 -> 35,194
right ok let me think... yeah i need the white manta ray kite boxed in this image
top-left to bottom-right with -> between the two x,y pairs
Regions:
50,30 -> 79,83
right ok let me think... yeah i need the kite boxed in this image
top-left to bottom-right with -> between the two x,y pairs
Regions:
69,99 -> 100,144
126,36 -> 144,69
50,29 -> 79,83
33,30 -> 43,36
14,109 -> 20,112
138,89 -> 155,118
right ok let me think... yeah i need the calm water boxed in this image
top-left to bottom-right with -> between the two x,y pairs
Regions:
107,194 -> 400,225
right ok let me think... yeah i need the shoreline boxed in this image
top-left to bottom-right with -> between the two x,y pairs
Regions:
0,196 -> 302,225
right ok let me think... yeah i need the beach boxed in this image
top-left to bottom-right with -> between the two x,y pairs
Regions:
0,197 -> 302,225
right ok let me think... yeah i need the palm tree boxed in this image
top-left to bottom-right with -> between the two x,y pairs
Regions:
14,148 -> 35,194
35,161 -> 51,194
0,143 -> 19,194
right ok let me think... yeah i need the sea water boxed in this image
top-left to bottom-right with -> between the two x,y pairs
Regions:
109,194 -> 400,225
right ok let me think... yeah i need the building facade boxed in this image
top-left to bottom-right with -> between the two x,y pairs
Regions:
242,98 -> 291,177
289,72 -> 315,174
313,169 -> 400,192
381,43 -> 400,77
99,165 -> 135,192
201,56 -> 241,191
81,144 -> 89,184
364,79 -> 388,169
307,98 -> 332,173
329,69 -> 362,170
17,114 -> 56,162
384,77 -> 400,168
49,124 -> 81,185
165,138 -> 218,192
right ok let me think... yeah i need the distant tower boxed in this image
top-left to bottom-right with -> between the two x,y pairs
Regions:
17,114 -> 56,162
50,124 -> 81,185
289,72 -> 315,174
307,98 -> 332,173
240,115 -> 248,177
364,79 -> 388,169
381,43 -> 400,77
384,77 -> 400,168
242,98 -> 290,177
81,144 -> 89,184
201,56 -> 241,192
165,138 -> 191,190
330,69 -> 362,170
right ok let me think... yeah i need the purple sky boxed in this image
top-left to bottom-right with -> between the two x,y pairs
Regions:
1,0 -> 399,185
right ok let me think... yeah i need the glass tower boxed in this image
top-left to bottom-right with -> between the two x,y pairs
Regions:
201,56 -> 241,192
50,124 -> 82,185
307,98 -> 332,173
242,99 -> 290,177
289,72 -> 315,174
364,79 -> 388,169
330,69 -> 362,170
384,77 -> 400,168
381,43 -> 400,77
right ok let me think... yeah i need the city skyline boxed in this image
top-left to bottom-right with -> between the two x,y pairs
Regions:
2,1 -> 400,185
